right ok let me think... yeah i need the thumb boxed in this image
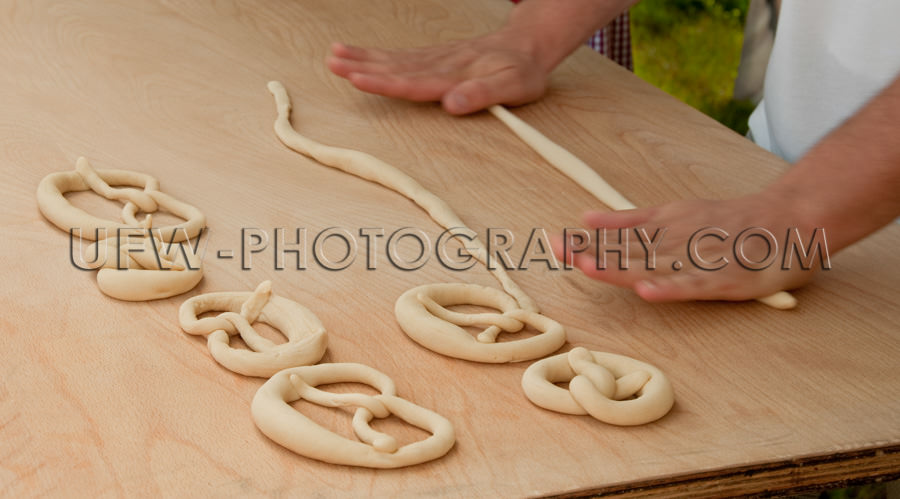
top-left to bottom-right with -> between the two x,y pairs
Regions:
582,208 -> 656,229
442,70 -> 543,115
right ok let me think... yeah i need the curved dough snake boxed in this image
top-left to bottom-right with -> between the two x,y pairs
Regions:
487,105 -> 796,310
251,362 -> 455,468
268,81 -> 565,363
36,157 -> 206,300
268,81 -> 677,424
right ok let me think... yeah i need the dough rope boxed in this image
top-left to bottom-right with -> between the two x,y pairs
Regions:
268,82 -> 533,313
251,363 -> 455,468
179,281 -> 328,377
487,105 -> 797,310
268,81 -> 566,363
521,347 -> 674,425
37,157 -> 206,300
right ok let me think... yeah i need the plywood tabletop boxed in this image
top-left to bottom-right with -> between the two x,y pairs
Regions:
1,0 -> 898,497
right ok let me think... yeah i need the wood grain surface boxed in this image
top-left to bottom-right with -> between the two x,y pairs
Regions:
1,0 -> 899,496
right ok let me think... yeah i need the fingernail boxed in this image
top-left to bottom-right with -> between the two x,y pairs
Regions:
446,92 -> 468,113
638,280 -> 656,289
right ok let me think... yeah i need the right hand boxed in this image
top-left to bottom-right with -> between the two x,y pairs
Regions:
326,29 -> 550,115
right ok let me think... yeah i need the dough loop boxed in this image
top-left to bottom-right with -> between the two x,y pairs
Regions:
395,283 -> 566,363
37,156 -> 205,242
37,157 -> 206,300
251,363 -> 455,468
179,281 -> 328,377
521,347 -> 674,425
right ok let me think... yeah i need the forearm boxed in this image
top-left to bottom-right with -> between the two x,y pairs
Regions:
768,73 -> 900,252
501,0 -> 639,73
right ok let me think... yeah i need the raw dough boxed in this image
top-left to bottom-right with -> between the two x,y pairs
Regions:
251,362 -> 455,468
86,215 -> 203,301
395,283 -> 565,363
179,281 -> 328,377
37,156 -> 205,242
488,105 -> 797,310
521,347 -> 674,425
268,82 -> 533,311
36,157 -> 206,300
488,106 -> 636,211
268,81 -> 570,363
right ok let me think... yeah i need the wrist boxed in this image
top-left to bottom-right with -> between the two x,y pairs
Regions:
757,176 -> 848,253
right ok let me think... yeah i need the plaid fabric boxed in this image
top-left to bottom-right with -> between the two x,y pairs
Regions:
587,12 -> 633,71
508,1 -> 633,71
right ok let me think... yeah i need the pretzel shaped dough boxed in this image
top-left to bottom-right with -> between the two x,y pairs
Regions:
521,347 -> 674,425
251,363 -> 455,468
83,215 -> 203,301
395,283 -> 566,363
179,281 -> 328,377
37,156 -> 205,242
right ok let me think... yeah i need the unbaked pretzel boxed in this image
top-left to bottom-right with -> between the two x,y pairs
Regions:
37,156 -> 205,242
395,283 -> 566,363
521,347 -> 674,426
251,363 -> 455,468
179,281 -> 328,377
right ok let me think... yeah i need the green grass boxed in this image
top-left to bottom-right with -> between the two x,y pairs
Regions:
631,0 -> 756,134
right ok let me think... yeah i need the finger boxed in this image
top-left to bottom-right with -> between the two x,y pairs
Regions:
330,42 -> 394,62
550,234 -> 646,289
346,72 -> 456,102
635,272 -> 759,303
327,56 -> 395,79
442,69 -> 544,115
635,273 -> 719,303
582,208 -> 655,229
570,250 -> 646,288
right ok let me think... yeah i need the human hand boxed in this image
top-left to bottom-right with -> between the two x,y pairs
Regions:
551,193 -> 826,304
326,29 -> 550,115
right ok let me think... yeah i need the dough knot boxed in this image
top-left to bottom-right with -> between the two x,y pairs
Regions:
521,348 -> 675,426
179,282 -> 328,377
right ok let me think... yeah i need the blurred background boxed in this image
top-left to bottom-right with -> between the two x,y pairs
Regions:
631,0 -> 756,134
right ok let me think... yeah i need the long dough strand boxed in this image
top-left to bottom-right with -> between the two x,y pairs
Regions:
267,81 -> 538,313
487,105 -> 797,310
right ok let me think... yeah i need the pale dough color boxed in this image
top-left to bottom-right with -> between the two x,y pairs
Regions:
268,81 -> 567,363
521,347 -> 675,426
251,363 -> 455,468
87,215 -> 203,301
394,283 -> 565,363
179,281 -> 328,378
37,157 -> 206,300
487,106 -> 797,310
37,156 -> 205,242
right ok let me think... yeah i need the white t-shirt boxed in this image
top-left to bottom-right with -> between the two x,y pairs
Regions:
748,0 -> 900,162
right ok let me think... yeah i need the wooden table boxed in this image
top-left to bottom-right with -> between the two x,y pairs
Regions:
2,0 -> 898,496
